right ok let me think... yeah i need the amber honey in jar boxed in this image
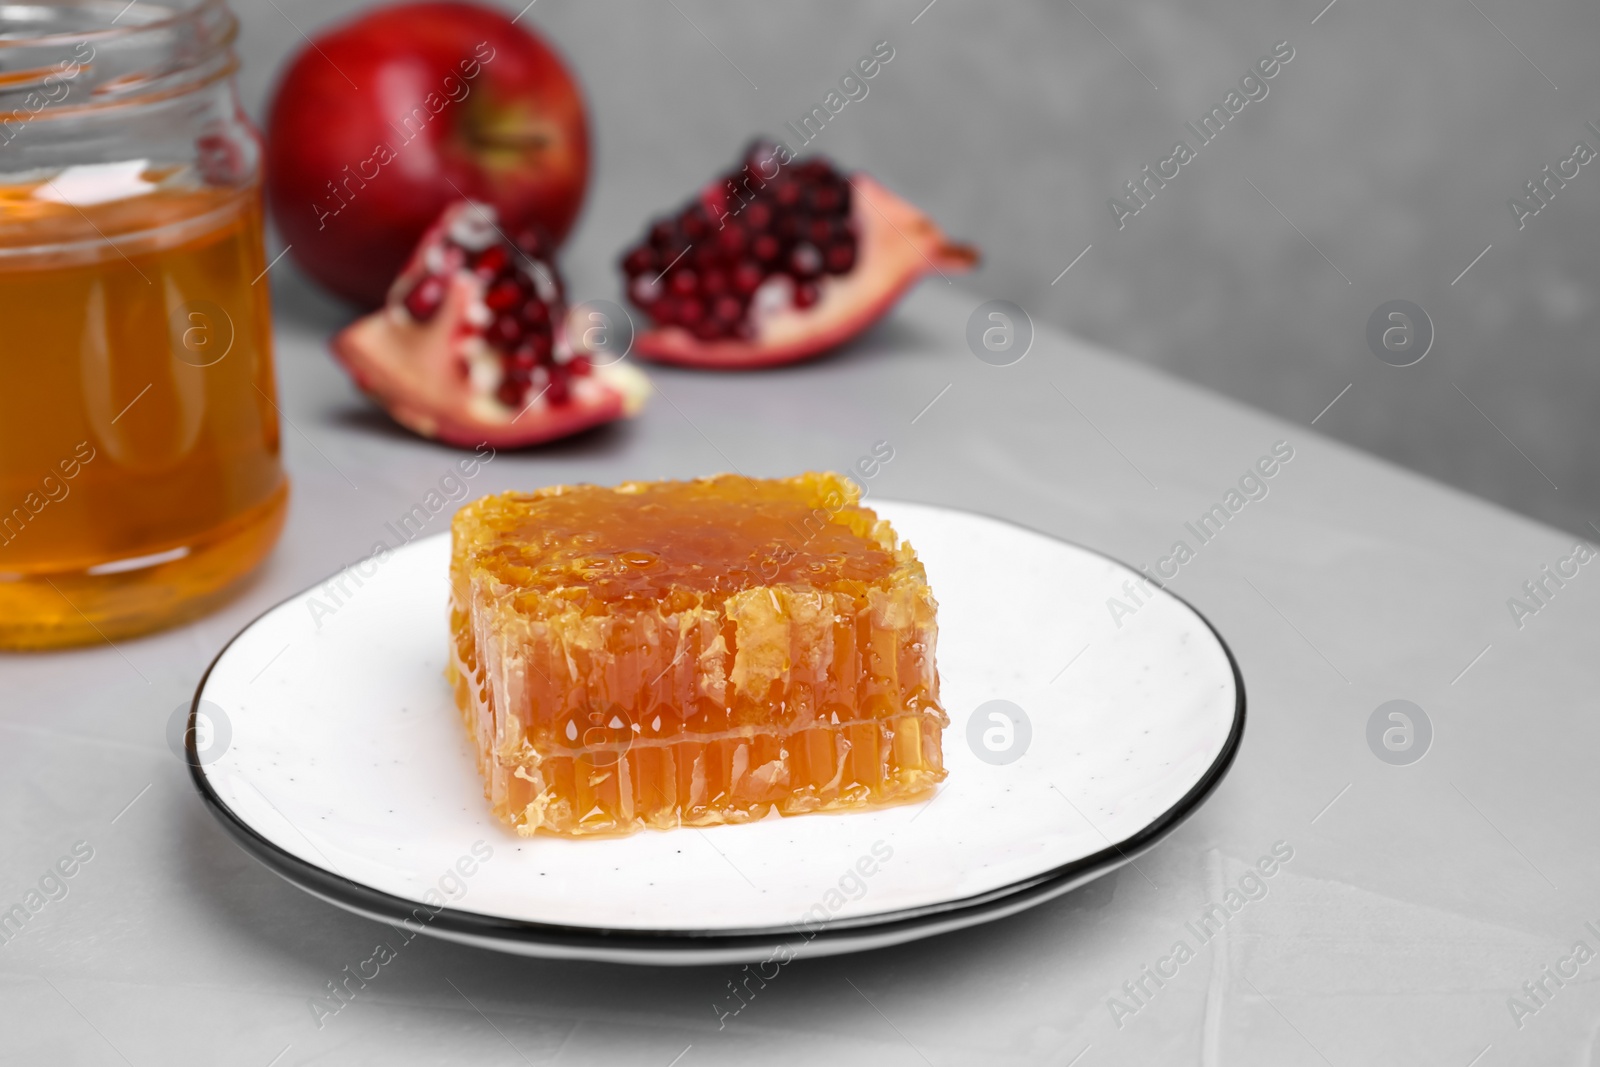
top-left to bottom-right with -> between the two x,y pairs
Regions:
0,0 -> 286,648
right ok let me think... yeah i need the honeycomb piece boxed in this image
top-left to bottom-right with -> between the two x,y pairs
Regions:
447,472 -> 946,836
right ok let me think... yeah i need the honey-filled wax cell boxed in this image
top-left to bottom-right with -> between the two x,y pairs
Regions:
448,472 -> 947,836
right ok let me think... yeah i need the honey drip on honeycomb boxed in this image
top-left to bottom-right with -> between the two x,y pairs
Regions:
448,472 -> 946,836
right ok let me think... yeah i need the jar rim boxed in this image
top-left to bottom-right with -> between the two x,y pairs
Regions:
0,0 -> 231,50
0,1 -> 240,123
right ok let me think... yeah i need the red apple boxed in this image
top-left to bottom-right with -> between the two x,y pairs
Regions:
265,1 -> 588,308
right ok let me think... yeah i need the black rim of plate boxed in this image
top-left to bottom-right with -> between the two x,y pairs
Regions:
188,500 -> 1246,958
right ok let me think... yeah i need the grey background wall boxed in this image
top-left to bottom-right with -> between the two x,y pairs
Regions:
241,0 -> 1599,536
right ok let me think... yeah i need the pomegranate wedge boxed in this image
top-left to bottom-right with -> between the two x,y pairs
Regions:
333,202 -> 649,449
621,145 -> 977,369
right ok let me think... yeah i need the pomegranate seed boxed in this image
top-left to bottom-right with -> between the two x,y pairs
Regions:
743,139 -> 779,169
623,247 -> 656,275
485,279 -> 522,311
529,333 -> 553,360
474,245 -> 508,275
681,208 -> 711,240
691,243 -> 721,269
794,282 -> 820,308
753,235 -> 781,262
807,218 -> 833,245
522,299 -> 550,327
547,371 -> 571,404
744,202 -> 773,230
488,316 -> 524,349
402,274 -> 446,321
495,379 -> 524,408
691,319 -> 722,340
659,240 -> 689,267
810,185 -> 844,213
790,243 -> 823,279
703,269 -> 729,296
649,220 -> 676,248
774,182 -> 801,208
677,300 -> 705,326
824,243 -> 856,274
717,227 -> 747,255
713,296 -> 743,322
509,346 -> 537,372
669,270 -> 699,297
630,276 -> 663,305
733,262 -> 764,294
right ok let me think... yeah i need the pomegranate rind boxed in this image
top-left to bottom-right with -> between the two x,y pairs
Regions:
332,288 -> 649,448
632,175 -> 976,369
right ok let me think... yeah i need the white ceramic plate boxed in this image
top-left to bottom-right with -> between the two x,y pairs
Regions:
190,500 -> 1243,965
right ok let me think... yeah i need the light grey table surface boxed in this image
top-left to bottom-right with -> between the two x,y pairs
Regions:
4,271 -> 1599,1067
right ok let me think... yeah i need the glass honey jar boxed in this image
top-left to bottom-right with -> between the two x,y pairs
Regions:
0,0 -> 287,648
